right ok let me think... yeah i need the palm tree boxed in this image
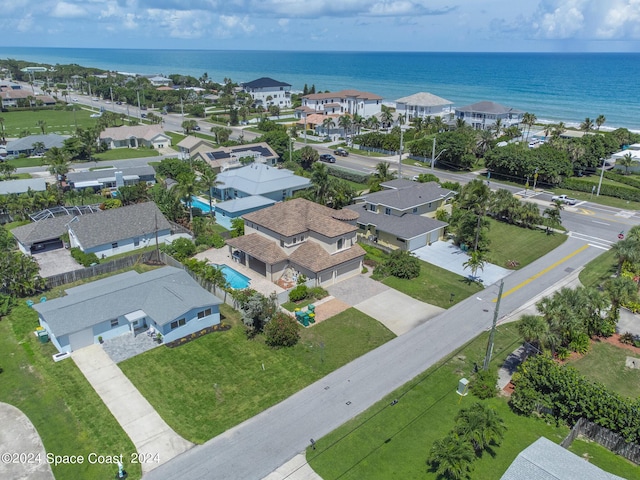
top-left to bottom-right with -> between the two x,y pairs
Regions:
605,276 -> 639,322
174,171 -> 199,224
371,161 -> 396,183
45,147 -> 70,180
31,141 -> 46,156
463,250 -> 486,281
475,129 -> 494,156
367,116 -> 380,131
611,237 -> 640,276
492,118 -> 503,138
521,112 -> 536,142
338,115 -> 352,139
322,117 -> 335,137
380,109 -> 393,130
542,200 -> 563,230
298,145 -> 319,169
517,314 -> 549,353
198,168 -> 219,218
454,403 -> 506,455
580,117 -> 594,133
182,119 -> 198,134
0,116 -> 6,143
617,152 -> 635,175
309,161 -> 332,205
428,433 -> 475,480
595,114 -> 606,131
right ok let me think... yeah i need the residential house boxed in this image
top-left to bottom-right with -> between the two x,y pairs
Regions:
211,163 -> 310,202
395,92 -> 453,120
12,215 -> 78,254
0,178 -> 47,196
296,113 -> 342,137
148,75 -> 172,87
176,135 -> 216,161
0,89 -> 56,108
242,77 -> 292,108
196,143 -> 281,172
611,143 -> 640,173
298,89 -> 383,119
455,101 -> 523,131
346,179 -> 455,251
66,166 -> 156,192
99,125 -> 171,150
5,134 -> 67,158
226,198 -> 365,287
211,196 -> 277,230
68,202 -> 173,258
34,266 -> 222,352
501,437 -> 624,480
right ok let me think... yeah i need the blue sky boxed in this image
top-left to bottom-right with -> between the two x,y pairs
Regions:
2,0 -> 640,52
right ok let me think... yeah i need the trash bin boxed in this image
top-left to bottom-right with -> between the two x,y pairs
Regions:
307,304 -> 315,314
37,330 -> 49,343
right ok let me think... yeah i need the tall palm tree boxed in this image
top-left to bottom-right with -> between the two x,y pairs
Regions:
175,171 -> 198,224
595,114 -> 606,131
310,161 -> 332,205
611,237 -> 640,276
492,118 -> 503,138
367,116 -> 380,131
45,147 -> 71,180
580,117 -> 594,133
428,433 -> 475,480
476,129 -> 494,156
322,117 -> 335,137
380,109 -> 393,130
517,314 -> 548,353
617,152 -> 635,175
338,115 -> 352,139
521,112 -> 536,142
371,161 -> 396,183
605,276 -> 639,322
455,403 -> 506,455
198,168 -> 219,218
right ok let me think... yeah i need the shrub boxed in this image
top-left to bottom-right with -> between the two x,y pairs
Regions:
263,312 -> 300,348
361,266 -> 369,274
70,247 -> 100,267
326,165 -> 370,184
160,237 -> 196,261
568,333 -> 591,355
308,286 -> 328,300
384,250 -> 420,279
470,368 -> 499,399
555,347 -> 571,361
195,233 -> 225,249
289,284 -> 308,302
620,332 -> 636,345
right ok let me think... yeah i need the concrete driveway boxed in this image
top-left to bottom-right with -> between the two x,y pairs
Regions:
328,275 -> 444,336
34,248 -> 80,278
413,240 -> 512,286
72,345 -> 193,474
0,403 -> 54,480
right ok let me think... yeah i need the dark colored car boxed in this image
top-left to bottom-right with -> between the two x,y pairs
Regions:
319,154 -> 336,163
334,147 -> 349,156
193,125 -> 201,131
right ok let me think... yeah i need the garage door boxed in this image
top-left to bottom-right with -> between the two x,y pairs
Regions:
319,271 -> 333,285
69,328 -> 95,351
248,256 -> 267,276
336,263 -> 357,281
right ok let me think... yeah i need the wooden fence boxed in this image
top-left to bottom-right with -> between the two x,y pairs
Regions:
561,417 -> 640,465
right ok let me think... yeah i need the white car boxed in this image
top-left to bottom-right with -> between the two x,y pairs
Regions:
90,113 -> 102,118
551,194 -> 577,205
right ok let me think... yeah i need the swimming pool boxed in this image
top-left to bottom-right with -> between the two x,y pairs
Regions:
189,196 -> 214,213
214,264 -> 251,289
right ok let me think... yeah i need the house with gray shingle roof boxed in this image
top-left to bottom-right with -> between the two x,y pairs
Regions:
34,266 -> 222,353
99,124 -> 171,150
455,100 -> 523,131
501,437 -> 625,480
346,180 -> 455,251
66,166 -> 156,191
68,202 -> 173,258
395,92 -> 453,120
0,178 -> 47,195
212,163 -> 310,201
226,198 -> 364,287
5,134 -> 67,158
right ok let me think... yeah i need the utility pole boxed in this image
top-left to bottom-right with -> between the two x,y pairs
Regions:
483,280 -> 504,371
596,157 -> 606,196
136,90 -> 141,121
399,126 -> 404,178
431,136 -> 436,167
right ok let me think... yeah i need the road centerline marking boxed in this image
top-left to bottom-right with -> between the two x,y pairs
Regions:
492,244 -> 589,302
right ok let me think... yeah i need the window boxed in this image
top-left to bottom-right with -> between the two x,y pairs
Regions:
412,207 -> 418,214
170,321 -> 178,329
369,204 -> 376,212
110,319 -> 119,328
179,318 -> 186,326
111,242 -> 118,248
197,309 -> 212,319
385,208 -> 391,215
337,238 -> 343,249
134,237 -> 140,247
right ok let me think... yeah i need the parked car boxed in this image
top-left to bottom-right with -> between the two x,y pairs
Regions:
551,194 -> 577,205
140,113 -> 147,118
334,147 -> 349,157
193,125 -> 201,131
319,154 -> 336,163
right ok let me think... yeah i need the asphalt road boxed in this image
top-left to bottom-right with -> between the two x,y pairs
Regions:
145,238 -> 602,480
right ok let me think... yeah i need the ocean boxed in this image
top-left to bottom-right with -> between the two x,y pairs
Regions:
1,47 -> 639,130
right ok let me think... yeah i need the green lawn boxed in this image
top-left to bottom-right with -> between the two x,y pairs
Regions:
549,187 -> 640,210
0,304 -> 141,480
307,322 -> 571,479
569,438 -> 640,479
567,341 -> 640,399
579,248 -> 617,288
7,157 -> 48,168
120,305 -> 395,443
484,218 -> 568,269
1,108 -> 100,136
94,148 -> 160,161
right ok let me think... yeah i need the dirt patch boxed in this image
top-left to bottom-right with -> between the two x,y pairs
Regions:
596,333 -> 640,355
311,298 -> 351,324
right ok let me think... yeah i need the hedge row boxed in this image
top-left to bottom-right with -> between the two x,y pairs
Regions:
70,247 -> 100,267
604,171 -> 640,189
326,165 -> 370,184
560,178 -> 640,202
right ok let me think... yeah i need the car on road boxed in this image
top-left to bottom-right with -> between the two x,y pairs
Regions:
140,113 -> 147,118
319,154 -> 336,163
115,101 -> 122,105
334,147 -> 349,157
193,125 -> 201,131
551,194 -> 577,205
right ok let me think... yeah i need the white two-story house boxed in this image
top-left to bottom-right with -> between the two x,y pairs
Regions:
226,198 -> 365,287
454,101 -> 523,131
242,77 -> 292,108
298,89 -> 383,119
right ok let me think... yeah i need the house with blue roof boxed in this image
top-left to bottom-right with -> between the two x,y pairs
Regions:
34,266 -> 222,352
212,163 -> 310,203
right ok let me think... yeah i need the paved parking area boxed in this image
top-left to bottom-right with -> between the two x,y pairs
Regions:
327,275 -> 389,305
413,240 -> 512,286
34,248 -> 80,278
102,331 -> 161,363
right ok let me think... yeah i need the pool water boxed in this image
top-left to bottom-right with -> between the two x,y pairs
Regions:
214,264 -> 251,289
189,196 -> 214,213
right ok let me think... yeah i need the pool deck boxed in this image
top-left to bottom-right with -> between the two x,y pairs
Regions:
194,247 -> 285,297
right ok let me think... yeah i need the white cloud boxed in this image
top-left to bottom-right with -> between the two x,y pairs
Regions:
219,14 -> 255,33
16,13 -> 34,32
51,1 -> 88,18
533,0 -> 586,39
595,0 -> 640,39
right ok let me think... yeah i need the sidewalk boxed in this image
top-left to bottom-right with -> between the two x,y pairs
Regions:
73,345 -> 193,474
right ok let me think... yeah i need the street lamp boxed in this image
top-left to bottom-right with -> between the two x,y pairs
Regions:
431,149 -> 447,171
398,125 -> 408,177
289,137 -> 294,162
596,157 -> 606,196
